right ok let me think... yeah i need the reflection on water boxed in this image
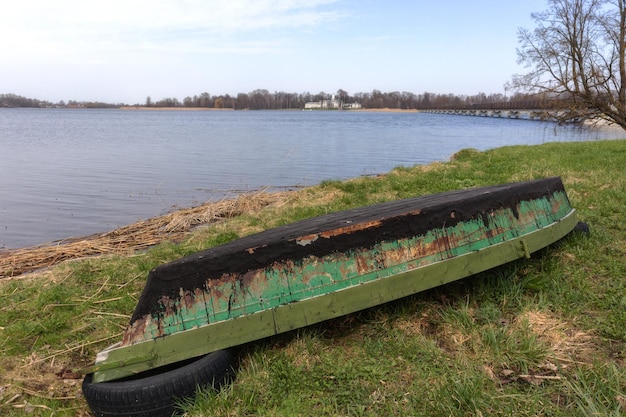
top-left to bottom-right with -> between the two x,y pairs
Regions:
0,109 -> 623,248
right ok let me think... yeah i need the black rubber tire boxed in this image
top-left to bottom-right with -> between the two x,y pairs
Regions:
573,221 -> 590,235
82,349 -> 236,417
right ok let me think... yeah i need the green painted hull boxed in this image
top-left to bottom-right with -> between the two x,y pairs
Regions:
86,177 -> 579,382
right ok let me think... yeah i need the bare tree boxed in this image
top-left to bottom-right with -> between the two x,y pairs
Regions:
513,0 -> 626,128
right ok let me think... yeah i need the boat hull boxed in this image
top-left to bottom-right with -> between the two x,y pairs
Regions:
88,177 -> 579,382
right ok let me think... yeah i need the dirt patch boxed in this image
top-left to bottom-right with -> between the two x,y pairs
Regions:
0,353 -> 89,415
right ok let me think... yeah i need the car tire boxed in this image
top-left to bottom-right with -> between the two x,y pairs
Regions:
82,349 -> 236,417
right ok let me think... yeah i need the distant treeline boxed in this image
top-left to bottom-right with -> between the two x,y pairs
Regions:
2,90 -> 554,110
147,89 -> 538,110
0,93 -> 121,109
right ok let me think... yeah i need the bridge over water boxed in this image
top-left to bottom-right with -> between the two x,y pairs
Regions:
423,108 -> 555,121
420,99 -> 578,122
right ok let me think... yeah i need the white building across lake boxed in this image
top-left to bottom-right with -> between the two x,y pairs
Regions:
304,95 -> 362,110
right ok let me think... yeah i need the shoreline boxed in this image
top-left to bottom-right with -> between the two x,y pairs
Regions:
0,191 -> 292,278
350,108 -> 419,113
119,106 -> 235,111
119,106 -> 419,112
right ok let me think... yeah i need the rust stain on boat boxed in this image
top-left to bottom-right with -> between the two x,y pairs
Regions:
297,219 -> 387,246
118,178 -> 575,349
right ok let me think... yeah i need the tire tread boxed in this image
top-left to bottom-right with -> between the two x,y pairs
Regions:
82,350 -> 235,417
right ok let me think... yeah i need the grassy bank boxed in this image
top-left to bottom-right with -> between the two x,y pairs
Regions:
1,140 -> 625,416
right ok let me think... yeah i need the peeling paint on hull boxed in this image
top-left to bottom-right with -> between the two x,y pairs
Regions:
86,177 -> 579,383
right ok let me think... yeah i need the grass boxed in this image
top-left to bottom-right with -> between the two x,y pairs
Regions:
1,139 -> 625,416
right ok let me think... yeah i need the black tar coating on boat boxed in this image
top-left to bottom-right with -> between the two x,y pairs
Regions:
129,177 -> 567,324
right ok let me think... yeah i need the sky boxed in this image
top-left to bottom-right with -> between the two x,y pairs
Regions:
1,0 -> 550,104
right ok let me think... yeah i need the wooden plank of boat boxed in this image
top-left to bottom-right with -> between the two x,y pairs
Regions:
83,177 -> 580,383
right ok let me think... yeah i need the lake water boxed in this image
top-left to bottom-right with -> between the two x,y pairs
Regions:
1,108 -> 624,249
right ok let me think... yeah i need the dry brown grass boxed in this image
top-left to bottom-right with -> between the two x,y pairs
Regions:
0,191 -> 291,279
521,310 -> 597,365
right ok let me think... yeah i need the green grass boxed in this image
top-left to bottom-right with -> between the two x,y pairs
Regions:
1,140 -> 625,416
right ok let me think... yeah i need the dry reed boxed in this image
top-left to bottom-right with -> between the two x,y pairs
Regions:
0,191 -> 290,279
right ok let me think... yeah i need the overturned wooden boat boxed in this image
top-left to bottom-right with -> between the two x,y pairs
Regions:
82,177 -> 584,415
